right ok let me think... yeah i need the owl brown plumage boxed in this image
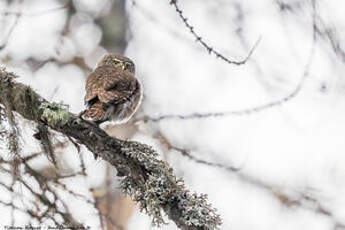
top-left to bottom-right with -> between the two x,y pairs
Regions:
82,54 -> 142,124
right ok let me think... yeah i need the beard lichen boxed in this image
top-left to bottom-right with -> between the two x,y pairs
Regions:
0,72 -> 21,159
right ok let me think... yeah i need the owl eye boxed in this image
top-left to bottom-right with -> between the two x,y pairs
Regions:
113,59 -> 120,64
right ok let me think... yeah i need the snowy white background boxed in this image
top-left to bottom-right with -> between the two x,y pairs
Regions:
1,0 -> 345,229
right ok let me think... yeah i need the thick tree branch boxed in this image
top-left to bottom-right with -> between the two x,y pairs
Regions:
0,69 -> 221,230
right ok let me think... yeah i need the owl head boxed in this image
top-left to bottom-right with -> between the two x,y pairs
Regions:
97,53 -> 135,74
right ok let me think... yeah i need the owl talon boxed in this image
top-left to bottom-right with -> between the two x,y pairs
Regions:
78,110 -> 86,119
78,110 -> 101,127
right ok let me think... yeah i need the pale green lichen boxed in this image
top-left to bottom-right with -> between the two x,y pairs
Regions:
40,102 -> 70,127
120,141 -> 222,229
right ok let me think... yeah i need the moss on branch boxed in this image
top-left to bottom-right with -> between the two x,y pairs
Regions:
0,69 -> 222,230
40,103 -> 70,127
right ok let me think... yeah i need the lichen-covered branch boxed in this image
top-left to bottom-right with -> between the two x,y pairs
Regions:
0,69 -> 221,230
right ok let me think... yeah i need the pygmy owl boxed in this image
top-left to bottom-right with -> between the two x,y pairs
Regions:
82,54 -> 142,124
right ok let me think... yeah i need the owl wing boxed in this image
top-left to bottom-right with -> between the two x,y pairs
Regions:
98,70 -> 137,104
84,66 -> 110,106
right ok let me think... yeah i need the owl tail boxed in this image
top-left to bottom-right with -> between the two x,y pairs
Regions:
81,101 -> 107,124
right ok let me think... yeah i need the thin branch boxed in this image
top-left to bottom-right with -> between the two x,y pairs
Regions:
169,0 -> 261,65
155,132 -> 240,172
142,1 -> 317,123
144,77 -> 305,122
0,3 -> 22,50
172,146 -> 241,171
0,3 -> 69,17
145,33 -> 315,122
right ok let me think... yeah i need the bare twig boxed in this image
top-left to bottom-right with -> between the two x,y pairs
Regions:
0,3 -> 69,17
144,75 -> 307,122
155,132 -> 240,172
169,0 -> 261,65
145,32 -> 314,122
0,2 -> 22,51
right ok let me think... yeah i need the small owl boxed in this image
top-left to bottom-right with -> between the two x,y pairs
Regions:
82,54 -> 142,124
